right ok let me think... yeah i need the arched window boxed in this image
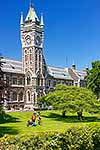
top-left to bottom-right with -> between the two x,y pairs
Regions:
12,91 -> 17,101
18,92 -> 23,101
27,91 -> 31,101
37,78 -> 40,86
33,93 -> 36,104
27,75 -> 31,85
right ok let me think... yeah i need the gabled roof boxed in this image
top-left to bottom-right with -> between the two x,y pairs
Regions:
1,58 -> 86,81
75,69 -> 86,80
2,58 -> 24,74
25,4 -> 39,22
71,68 -> 86,80
47,66 -> 73,80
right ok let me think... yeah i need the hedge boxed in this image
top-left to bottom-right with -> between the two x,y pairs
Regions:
0,125 -> 100,150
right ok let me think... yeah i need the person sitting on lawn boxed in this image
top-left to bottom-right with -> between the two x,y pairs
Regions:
27,119 -> 36,127
32,112 -> 36,123
27,120 -> 33,127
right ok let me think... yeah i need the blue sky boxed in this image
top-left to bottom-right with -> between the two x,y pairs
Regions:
0,0 -> 100,69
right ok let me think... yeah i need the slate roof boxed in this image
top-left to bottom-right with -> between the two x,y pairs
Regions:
47,66 -> 73,80
1,58 -> 85,81
2,58 -> 23,74
73,69 -> 86,80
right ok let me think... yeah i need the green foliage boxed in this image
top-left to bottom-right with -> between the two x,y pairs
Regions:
0,126 -> 100,150
39,85 -> 99,114
0,105 -> 5,115
0,111 -> 100,137
85,60 -> 100,98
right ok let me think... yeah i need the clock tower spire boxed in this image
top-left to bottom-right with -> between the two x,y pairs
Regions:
20,3 -> 46,109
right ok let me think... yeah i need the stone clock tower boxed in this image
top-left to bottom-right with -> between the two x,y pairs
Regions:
20,4 -> 46,108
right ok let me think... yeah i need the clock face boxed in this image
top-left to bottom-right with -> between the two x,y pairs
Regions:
25,35 -> 31,44
35,36 -> 41,46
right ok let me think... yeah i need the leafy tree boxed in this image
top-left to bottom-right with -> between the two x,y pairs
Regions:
85,60 -> 100,98
0,55 -> 9,114
38,84 -> 99,119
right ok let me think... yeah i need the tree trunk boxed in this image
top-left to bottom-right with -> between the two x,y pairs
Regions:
77,111 -> 83,121
62,110 -> 66,117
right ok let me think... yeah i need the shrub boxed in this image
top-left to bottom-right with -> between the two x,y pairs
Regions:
0,126 -> 100,150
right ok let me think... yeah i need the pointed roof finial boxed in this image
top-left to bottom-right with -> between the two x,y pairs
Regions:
30,0 -> 33,8
25,2 -> 39,22
40,13 -> 44,26
20,12 -> 24,25
29,0 -> 32,6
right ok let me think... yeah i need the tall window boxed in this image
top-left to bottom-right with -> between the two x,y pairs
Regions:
6,76 -> 10,84
35,53 -> 37,61
18,92 -> 23,101
35,52 -> 37,72
18,78 -> 23,85
27,91 -> 31,101
30,54 -> 32,61
35,61 -> 37,72
25,55 -> 28,62
34,93 -> 36,104
37,78 -> 40,86
27,75 -> 31,85
48,80 -> 51,86
39,53 -> 41,62
12,77 -> 17,85
12,91 -> 17,101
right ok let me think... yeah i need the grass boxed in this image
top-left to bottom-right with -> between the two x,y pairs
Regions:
0,110 -> 100,137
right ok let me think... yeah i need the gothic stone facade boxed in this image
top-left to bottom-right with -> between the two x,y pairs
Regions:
1,4 -> 86,110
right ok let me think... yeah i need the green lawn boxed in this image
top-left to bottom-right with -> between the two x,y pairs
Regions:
0,110 -> 100,136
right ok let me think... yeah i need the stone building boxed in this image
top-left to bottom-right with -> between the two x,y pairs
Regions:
68,64 -> 87,87
1,4 -> 86,110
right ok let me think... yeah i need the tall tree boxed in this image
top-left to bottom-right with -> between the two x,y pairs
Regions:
38,84 -> 99,120
85,61 -> 100,98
